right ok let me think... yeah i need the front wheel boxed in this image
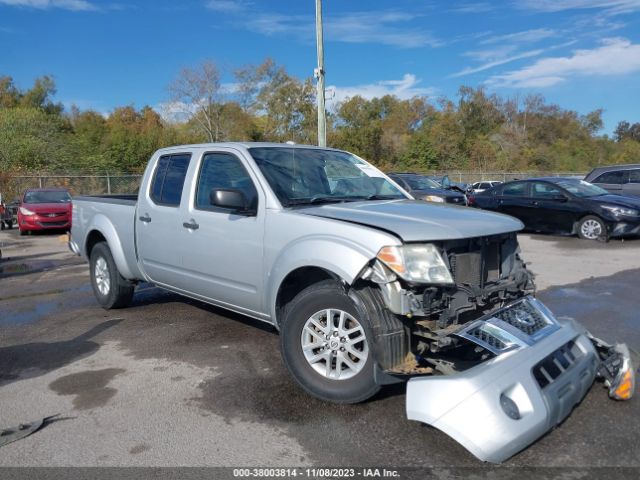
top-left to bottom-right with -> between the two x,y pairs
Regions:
578,215 -> 607,241
89,242 -> 134,309
280,280 -> 380,404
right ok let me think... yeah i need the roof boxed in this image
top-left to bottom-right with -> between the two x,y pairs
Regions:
588,163 -> 640,173
155,142 -> 342,154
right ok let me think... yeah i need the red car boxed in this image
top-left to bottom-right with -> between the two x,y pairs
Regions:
18,188 -> 72,235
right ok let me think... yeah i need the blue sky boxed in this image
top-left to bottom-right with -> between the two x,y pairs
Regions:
1,0 -> 640,134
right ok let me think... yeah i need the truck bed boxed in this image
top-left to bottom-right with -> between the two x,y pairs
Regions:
71,194 -> 142,280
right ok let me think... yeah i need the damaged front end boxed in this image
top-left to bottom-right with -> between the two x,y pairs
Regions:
358,232 -> 635,463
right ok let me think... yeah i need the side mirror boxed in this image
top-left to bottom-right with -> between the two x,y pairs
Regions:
210,188 -> 254,214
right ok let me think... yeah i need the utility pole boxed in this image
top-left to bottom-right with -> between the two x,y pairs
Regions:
315,0 -> 327,147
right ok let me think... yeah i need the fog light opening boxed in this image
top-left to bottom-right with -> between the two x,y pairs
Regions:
500,394 -> 521,420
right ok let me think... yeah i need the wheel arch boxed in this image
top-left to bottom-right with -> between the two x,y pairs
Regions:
267,237 -> 377,328
83,214 -> 136,279
274,266 -> 344,329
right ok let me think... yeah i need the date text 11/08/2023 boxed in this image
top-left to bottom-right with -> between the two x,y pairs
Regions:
232,468 -> 400,478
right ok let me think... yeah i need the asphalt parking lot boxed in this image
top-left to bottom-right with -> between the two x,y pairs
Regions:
1,229 -> 639,474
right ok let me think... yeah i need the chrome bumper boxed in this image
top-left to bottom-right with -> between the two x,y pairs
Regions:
406,314 -> 601,463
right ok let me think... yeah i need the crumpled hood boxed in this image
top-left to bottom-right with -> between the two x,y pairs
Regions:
295,199 -> 523,242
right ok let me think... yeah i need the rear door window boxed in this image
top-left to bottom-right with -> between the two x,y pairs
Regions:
150,153 -> 191,206
628,169 -> 640,184
501,182 -> 527,196
594,170 -> 629,184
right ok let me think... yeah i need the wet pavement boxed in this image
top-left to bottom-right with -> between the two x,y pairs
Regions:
0,229 -> 639,472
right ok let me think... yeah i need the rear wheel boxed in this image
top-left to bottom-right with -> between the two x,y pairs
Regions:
280,280 -> 380,404
578,215 -> 606,241
89,242 -> 134,309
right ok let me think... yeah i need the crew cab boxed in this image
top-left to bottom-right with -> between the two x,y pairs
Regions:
69,143 -> 634,463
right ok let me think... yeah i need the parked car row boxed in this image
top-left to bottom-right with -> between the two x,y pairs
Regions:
468,178 -> 640,240
387,168 -> 640,242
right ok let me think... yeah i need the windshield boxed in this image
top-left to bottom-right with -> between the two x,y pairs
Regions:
554,180 -> 609,198
249,147 -> 406,206
404,176 -> 440,190
23,190 -> 71,204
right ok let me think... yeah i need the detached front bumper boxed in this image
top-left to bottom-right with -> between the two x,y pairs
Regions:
406,300 -> 635,463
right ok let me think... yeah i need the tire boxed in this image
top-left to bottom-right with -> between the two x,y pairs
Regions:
6,220 -> 12,229
578,215 -> 607,241
89,241 -> 134,309
280,280 -> 380,404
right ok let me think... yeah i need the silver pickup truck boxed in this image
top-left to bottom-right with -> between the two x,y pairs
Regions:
70,142 -> 634,463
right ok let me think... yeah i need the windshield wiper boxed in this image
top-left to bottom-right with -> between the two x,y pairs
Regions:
286,195 -> 362,206
363,194 -> 403,200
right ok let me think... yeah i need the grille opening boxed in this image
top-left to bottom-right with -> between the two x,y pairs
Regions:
494,301 -> 549,336
533,341 -> 583,388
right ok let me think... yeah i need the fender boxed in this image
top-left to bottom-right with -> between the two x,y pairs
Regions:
266,234 -> 378,322
84,213 -> 138,280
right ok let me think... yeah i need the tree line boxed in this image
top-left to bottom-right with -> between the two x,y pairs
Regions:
1,58 -> 639,177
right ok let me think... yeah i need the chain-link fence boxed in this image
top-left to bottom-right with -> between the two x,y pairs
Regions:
0,174 -> 143,201
431,171 -> 586,185
0,171 -> 587,202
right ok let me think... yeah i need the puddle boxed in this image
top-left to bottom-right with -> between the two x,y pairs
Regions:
49,368 -> 126,410
0,301 -> 58,326
0,259 -> 57,278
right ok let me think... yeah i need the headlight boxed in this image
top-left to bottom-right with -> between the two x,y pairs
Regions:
423,195 -> 445,203
601,205 -> 639,217
377,244 -> 454,284
19,207 -> 35,216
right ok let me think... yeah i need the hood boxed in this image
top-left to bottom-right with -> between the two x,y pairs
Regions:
295,199 -> 523,242
22,202 -> 72,213
591,194 -> 640,210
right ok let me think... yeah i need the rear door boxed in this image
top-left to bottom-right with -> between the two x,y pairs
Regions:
136,152 -> 192,286
591,170 -> 628,195
623,169 -> 640,197
495,182 -> 531,225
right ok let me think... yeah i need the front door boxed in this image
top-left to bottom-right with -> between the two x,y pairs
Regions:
593,170 -> 628,195
528,182 -> 576,233
177,149 -> 266,316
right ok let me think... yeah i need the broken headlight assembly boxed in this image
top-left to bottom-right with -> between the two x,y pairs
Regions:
377,244 -> 454,285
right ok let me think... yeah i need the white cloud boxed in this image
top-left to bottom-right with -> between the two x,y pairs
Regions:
206,0 -> 247,13
0,0 -> 97,10
156,101 -> 198,123
325,12 -> 441,48
451,3 -> 495,13
213,6 -> 440,48
452,49 -> 544,77
515,0 -> 640,15
480,28 -> 557,45
327,74 -> 436,108
487,37 -> 640,88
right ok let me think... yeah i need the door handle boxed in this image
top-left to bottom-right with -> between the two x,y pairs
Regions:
139,214 -> 151,223
530,201 -> 539,206
182,219 -> 199,230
